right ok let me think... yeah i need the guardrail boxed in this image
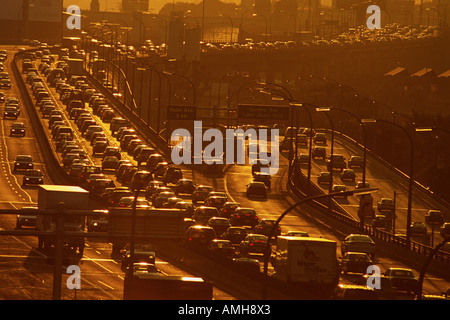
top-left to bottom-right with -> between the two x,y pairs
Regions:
287,143 -> 450,266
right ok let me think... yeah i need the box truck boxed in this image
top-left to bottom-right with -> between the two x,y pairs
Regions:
272,236 -> 339,290
36,185 -> 88,255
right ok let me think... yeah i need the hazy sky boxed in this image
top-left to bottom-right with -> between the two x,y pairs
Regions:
65,0 -> 427,14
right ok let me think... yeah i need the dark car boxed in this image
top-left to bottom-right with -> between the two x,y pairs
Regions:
103,146 -> 121,160
327,154 -> 347,171
87,209 -> 109,232
332,284 -> 377,300
204,196 -> 228,210
206,217 -> 231,237
16,206 -> 38,229
424,210 -> 444,226
220,202 -> 240,219
312,146 -> 326,160
192,185 -> 214,205
348,155 -> 364,169
207,239 -> 235,258
14,155 -> 33,171
246,181 -> 267,199
92,141 -> 108,155
184,225 -> 216,248
10,122 -> 26,136
410,222 -> 427,236
232,257 -> 261,273
377,198 -> 395,213
230,207 -> 259,227
317,171 -> 331,184
4,106 -> 19,119
192,206 -> 220,225
383,268 -> 419,294
163,166 -> 183,184
340,169 -> 356,182
22,169 -> 44,186
253,219 -> 281,238
341,234 -> 376,258
313,132 -> 327,144
340,252 -> 373,275
440,223 -> 450,238
174,179 -> 196,196
222,226 -> 248,245
102,156 -> 120,171
240,234 -> 268,255
253,172 -> 271,189
120,243 -> 156,271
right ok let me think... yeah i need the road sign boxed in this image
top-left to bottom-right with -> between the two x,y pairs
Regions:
237,104 -> 290,121
167,105 -> 197,120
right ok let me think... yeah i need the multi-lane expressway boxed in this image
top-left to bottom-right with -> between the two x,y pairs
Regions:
0,44 -> 448,300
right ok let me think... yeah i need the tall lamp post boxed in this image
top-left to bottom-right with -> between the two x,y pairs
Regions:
364,119 -> 415,243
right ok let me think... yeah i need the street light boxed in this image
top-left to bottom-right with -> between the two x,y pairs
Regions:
364,119 -> 414,244
262,187 -> 378,299
316,107 -> 335,196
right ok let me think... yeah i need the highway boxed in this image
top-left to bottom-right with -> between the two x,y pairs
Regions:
0,42 -> 448,301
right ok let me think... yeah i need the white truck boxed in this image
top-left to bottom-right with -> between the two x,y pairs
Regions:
272,236 -> 339,291
36,185 -> 88,255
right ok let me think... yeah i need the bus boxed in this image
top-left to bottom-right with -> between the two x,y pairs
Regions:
61,37 -> 82,50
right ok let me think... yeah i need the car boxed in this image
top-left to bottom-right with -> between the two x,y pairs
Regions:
174,201 -> 195,217
230,207 -> 259,227
144,180 -> 165,199
92,141 -> 108,155
153,191 -> 176,208
340,252 -> 373,275
284,230 -> 309,237
128,262 -> 161,275
371,215 -> 387,228
192,185 -> 214,205
332,185 -> 348,198
296,133 -> 308,146
252,172 -> 272,189
355,181 -> 371,190
317,171 -> 331,184
207,239 -> 235,258
130,170 -> 152,191
4,106 -> 19,119
183,225 -> 216,248
253,219 -> 281,238
360,274 -> 397,300
86,209 -> 109,232
232,257 -> 261,273
340,169 -> 356,182
22,169 -> 44,186
341,234 -> 376,258
348,155 -> 364,168
222,226 -> 248,245
14,155 -> 33,171
240,234 -> 268,255
206,217 -> 231,237
377,198 -> 395,212
145,153 -> 164,171
312,146 -> 326,160
163,166 -> 183,184
440,223 -> 450,238
174,179 -> 196,196
0,78 -> 11,88
327,154 -> 346,171
332,284 -> 377,300
10,122 -> 26,136
120,243 -> 156,271
102,156 -> 119,171
192,206 -> 220,225
410,222 -> 427,236
313,132 -> 327,144
383,268 -> 419,294
251,159 -> 270,176
246,181 -> 267,199
118,196 -> 151,208
220,202 -> 240,219
16,206 -> 37,229
424,210 -> 444,226
103,146 -> 121,160
204,196 -> 228,210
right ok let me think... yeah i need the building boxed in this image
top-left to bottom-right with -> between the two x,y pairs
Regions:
122,0 -> 149,13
